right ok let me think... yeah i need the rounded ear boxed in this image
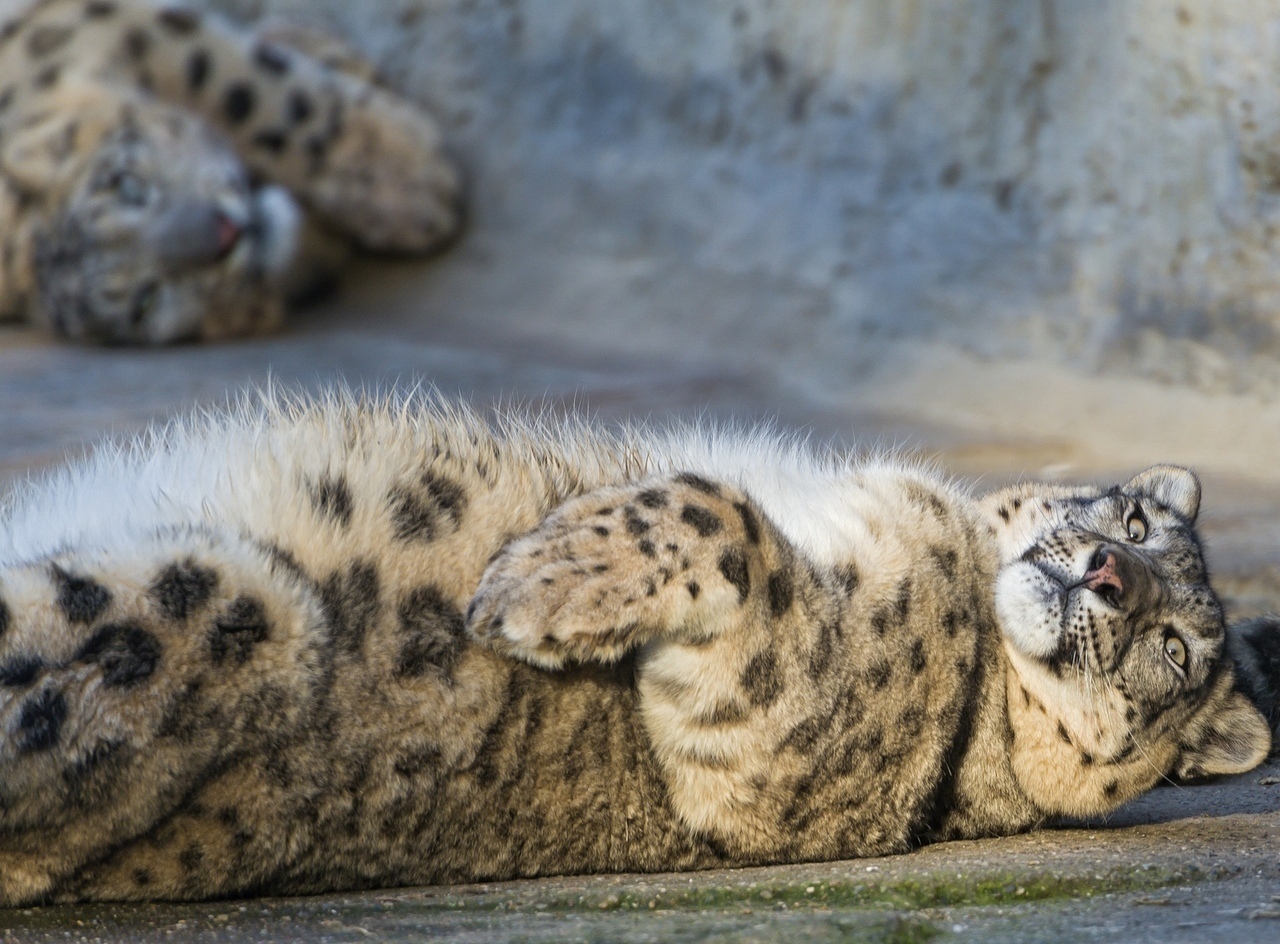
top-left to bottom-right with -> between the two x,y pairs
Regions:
1,110 -> 86,195
1175,687 -> 1271,780
0,82 -> 122,196
1124,465 -> 1201,523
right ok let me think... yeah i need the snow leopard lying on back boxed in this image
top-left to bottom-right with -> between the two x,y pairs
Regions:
0,391 -> 1269,904
0,0 -> 460,344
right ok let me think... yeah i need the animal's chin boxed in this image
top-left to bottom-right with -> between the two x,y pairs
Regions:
245,185 -> 301,278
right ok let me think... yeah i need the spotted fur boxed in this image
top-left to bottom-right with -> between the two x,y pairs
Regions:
0,0 -> 461,343
0,390 -> 1268,904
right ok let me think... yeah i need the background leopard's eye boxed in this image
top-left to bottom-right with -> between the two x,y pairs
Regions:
1164,632 -> 1186,669
1126,508 -> 1148,542
112,172 -> 151,207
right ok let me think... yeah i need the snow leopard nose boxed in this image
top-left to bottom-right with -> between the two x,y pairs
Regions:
149,201 -> 243,267
1084,544 -> 1152,610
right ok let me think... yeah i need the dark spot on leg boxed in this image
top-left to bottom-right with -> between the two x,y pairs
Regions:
393,744 -> 442,779
156,8 -> 201,34
867,660 -> 891,690
179,844 -> 205,873
929,546 -> 957,578
305,134 -> 330,170
132,869 -> 151,887
318,562 -> 380,655
1080,751 -> 1094,766
594,525 -> 609,537
718,548 -> 751,601
186,48 -> 211,92
675,472 -> 721,495
624,507 -> 651,536
151,561 -> 218,621
0,657 -> 42,688
1103,780 -> 1119,798
85,1 -> 118,17
680,504 -> 722,537
781,716 -> 825,753
807,621 -> 834,680
697,700 -> 749,726
252,129 -> 288,154
210,596 -> 270,665
733,501 -> 761,545
687,581 -> 701,600
287,89 -> 313,124
123,26 -> 150,59
390,472 -> 467,542
395,585 -> 466,679
638,488 -> 668,508
311,475 -> 353,527
54,568 -> 111,624
766,569 -> 793,618
77,622 -> 162,687
33,64 -> 60,89
18,688 -> 66,753
62,739 -> 127,805
1056,721 -> 1073,745
223,82 -> 256,124
942,609 -> 960,637
909,637 -> 927,675
253,41 -> 291,76
26,25 -> 73,57
871,578 -> 912,634
638,539 -> 656,558
741,648 -> 781,707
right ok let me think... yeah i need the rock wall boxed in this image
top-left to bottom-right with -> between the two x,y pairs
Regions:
199,0 -> 1280,396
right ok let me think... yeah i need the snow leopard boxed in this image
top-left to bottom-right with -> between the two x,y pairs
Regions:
0,390 -> 1268,904
0,0 -> 460,344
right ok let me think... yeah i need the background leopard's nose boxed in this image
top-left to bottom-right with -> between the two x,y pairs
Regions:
149,201 -> 243,267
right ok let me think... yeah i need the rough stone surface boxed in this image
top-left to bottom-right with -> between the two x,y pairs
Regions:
189,0 -> 1280,396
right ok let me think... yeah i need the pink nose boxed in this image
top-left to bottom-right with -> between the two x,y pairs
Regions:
1084,550 -> 1124,598
215,214 -> 243,257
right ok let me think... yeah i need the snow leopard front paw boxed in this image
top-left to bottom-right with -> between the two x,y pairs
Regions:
467,474 -> 769,670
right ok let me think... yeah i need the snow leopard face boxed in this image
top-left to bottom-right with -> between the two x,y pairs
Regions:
991,466 -> 1217,692
984,466 -> 1269,812
25,101 -> 299,344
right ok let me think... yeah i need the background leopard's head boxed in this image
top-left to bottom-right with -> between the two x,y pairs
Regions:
981,466 -> 1269,816
4,91 -> 300,344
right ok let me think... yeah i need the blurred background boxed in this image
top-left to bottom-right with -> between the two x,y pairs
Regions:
3,0 -> 1279,612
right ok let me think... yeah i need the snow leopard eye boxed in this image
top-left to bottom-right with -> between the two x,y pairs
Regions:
1125,506 -> 1148,543
1163,631 -> 1187,671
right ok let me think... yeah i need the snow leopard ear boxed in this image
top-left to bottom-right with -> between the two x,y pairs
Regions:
1124,465 -> 1201,523
1175,683 -> 1270,780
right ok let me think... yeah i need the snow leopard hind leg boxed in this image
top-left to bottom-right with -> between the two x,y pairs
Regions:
0,528 -> 328,905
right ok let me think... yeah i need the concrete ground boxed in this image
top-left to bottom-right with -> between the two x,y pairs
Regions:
3,265 -> 1280,941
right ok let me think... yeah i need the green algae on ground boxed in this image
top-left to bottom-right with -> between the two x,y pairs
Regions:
449,862 -> 1209,914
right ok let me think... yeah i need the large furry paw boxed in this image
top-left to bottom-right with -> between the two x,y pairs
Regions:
467,476 -> 764,669
311,91 -> 463,254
